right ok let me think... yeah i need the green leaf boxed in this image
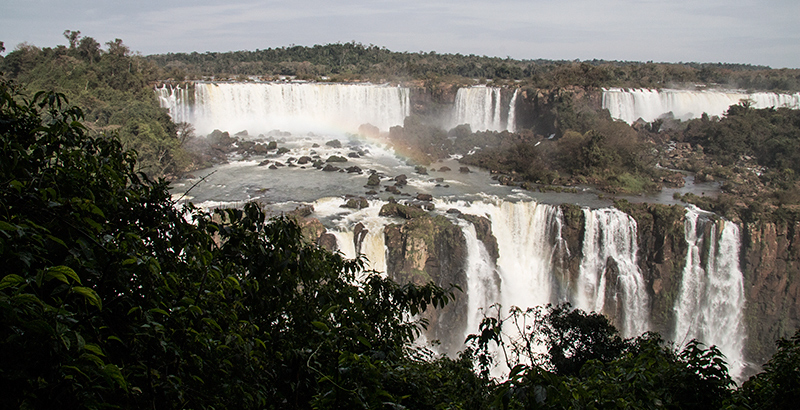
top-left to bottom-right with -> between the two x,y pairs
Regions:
0,274 -> 26,290
356,335 -> 372,348
104,364 -> 128,391
311,321 -> 330,332
84,343 -> 105,356
73,286 -> 102,309
46,265 -> 81,285
149,308 -> 170,316
0,220 -> 17,231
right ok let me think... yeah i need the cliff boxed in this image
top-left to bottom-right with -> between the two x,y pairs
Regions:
742,220 -> 800,364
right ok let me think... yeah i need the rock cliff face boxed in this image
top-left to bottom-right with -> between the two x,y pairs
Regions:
618,203 -> 800,369
383,204 -> 469,356
742,220 -> 800,364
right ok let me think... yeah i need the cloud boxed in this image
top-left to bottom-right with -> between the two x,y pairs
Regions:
1,0 -> 798,67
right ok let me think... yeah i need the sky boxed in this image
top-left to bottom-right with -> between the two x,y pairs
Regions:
2,0 -> 799,68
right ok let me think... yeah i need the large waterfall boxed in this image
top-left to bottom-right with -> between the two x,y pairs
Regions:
451,86 -> 518,132
673,206 -> 746,378
603,88 -> 800,124
576,208 -> 650,337
156,82 -> 411,135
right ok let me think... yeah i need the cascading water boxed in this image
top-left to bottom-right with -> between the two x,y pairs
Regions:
155,85 -> 193,124
451,86 -> 518,132
507,89 -> 518,133
156,82 -> 410,135
458,221 -> 501,339
312,197 -> 389,274
576,208 -> 649,337
673,206 -> 746,379
603,88 -> 800,124
436,199 -> 568,312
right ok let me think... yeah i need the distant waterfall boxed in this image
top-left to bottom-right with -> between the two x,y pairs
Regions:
576,208 -> 649,337
507,89 -> 519,133
451,86 -> 518,132
156,82 -> 410,135
155,85 -> 192,124
603,88 -> 800,124
673,206 -> 746,379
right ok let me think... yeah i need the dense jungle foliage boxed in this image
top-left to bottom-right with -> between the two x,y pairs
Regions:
2,78 -> 800,409
146,42 -> 800,91
0,32 -> 190,177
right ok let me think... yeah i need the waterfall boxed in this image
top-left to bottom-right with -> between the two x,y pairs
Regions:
458,221 -> 501,339
603,88 -> 800,124
673,206 -> 746,379
155,85 -> 193,125
576,208 -> 649,337
507,89 -> 519,133
451,86 -> 518,132
437,199 -> 566,311
156,82 -> 410,135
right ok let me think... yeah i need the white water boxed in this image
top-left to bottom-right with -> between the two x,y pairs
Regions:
673,206 -> 746,379
312,197 -> 389,274
507,89 -> 519,133
603,88 -> 800,124
156,82 -> 410,135
576,208 -> 649,337
451,86 -> 517,132
438,199 -> 566,311
458,221 -> 501,338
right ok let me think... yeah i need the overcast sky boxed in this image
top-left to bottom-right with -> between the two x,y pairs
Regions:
2,0 -> 799,68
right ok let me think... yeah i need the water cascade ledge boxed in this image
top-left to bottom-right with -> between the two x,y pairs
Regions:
603,88 -> 800,124
156,82 -> 411,135
320,198 -> 746,376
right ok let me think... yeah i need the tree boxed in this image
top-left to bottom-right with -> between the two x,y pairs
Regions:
0,80 -> 465,409
738,328 -> 800,409
63,30 -> 81,49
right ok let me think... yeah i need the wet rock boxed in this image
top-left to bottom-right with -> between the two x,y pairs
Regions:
297,156 -> 312,165
439,166 -> 451,172
416,193 -> 433,201
348,152 -> 361,158
378,202 -> 428,219
268,164 -> 278,170
385,185 -> 401,195
322,164 -> 340,172
459,166 -> 471,173
342,197 -> 369,210
326,155 -> 348,163
415,165 -> 428,175
346,166 -> 363,174
394,174 -> 408,187
353,222 -> 368,255
258,159 -> 270,166
317,233 -> 338,251
367,174 -> 381,186
325,139 -> 342,148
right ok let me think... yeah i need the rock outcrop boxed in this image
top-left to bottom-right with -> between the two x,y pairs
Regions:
382,203 -> 470,355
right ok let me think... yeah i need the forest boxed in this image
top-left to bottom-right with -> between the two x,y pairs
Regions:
2,33 -> 800,408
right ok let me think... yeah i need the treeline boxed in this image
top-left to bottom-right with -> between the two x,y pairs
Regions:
146,42 -> 800,91
2,82 -> 799,409
0,32 -> 190,177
